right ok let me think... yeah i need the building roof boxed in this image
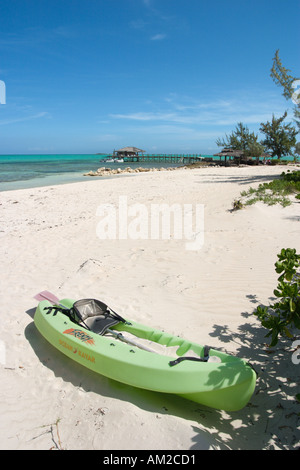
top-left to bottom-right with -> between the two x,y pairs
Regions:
116,146 -> 145,153
214,148 -> 244,157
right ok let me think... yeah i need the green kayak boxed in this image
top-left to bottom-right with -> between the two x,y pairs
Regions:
34,296 -> 256,411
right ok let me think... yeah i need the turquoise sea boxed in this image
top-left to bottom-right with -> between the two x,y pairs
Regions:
1,153 -> 295,192
0,154 -> 208,192
0,154 -> 108,191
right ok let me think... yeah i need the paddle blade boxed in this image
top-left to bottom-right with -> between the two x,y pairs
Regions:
34,290 -> 59,304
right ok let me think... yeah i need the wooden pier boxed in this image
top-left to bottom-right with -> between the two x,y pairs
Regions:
122,154 -> 212,164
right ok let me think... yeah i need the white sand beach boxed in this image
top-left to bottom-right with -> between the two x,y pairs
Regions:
0,165 -> 299,450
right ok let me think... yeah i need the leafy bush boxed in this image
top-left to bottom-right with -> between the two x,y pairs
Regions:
281,170 -> 300,183
238,170 -> 300,208
254,248 -> 300,346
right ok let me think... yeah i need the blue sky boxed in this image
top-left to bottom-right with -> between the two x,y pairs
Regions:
0,0 -> 299,154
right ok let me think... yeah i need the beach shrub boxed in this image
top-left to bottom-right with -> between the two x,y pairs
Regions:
232,199 -> 244,211
270,159 -> 289,165
239,170 -> 300,207
281,170 -> 300,183
254,248 -> 300,346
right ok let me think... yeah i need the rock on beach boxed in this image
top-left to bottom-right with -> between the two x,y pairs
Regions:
83,166 -> 180,177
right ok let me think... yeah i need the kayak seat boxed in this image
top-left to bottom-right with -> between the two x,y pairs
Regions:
80,313 -> 118,335
72,298 -> 126,336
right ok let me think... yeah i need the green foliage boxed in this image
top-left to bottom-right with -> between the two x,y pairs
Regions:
216,114 -> 298,161
270,50 -> 296,101
260,112 -> 298,159
269,159 -> 289,165
216,122 -> 260,152
281,169 -> 300,183
270,50 -> 300,131
239,170 -> 300,208
245,141 -> 265,158
217,50 -> 300,161
254,249 -> 300,347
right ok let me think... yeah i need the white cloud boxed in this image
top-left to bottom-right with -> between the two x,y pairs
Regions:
110,91 -> 291,130
130,19 -> 148,30
0,111 -> 50,126
150,33 -> 166,41
95,133 -> 119,142
110,112 -> 176,121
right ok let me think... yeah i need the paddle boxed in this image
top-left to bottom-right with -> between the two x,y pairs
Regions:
34,291 -> 156,353
34,290 -> 65,306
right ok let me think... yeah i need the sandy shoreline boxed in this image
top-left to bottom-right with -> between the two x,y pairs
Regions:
0,165 -> 299,450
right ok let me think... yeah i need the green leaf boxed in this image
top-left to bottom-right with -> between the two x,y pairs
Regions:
293,314 -> 300,329
270,330 -> 279,347
254,247 -> 300,347
283,327 -> 293,338
275,262 -> 284,273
